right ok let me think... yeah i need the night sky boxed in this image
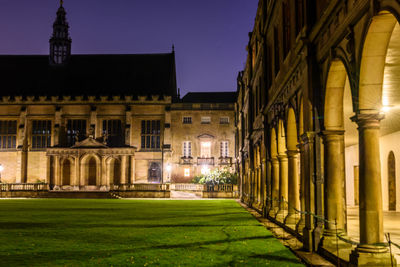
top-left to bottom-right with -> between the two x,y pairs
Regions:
0,0 -> 258,96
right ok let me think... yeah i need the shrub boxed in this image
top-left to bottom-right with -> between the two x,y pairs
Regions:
191,168 -> 237,185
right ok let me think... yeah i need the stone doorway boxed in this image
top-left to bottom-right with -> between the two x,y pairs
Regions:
148,162 -> 161,183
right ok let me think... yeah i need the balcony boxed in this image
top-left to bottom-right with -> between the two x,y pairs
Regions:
180,156 -> 193,165
219,157 -> 232,165
197,157 -> 214,165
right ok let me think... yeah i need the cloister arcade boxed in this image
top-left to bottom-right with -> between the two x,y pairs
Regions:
256,8 -> 400,266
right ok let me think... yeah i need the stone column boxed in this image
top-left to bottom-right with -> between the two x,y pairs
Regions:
121,155 -> 127,185
265,158 -> 272,214
53,156 -> 61,190
321,130 -> 351,251
302,132 -> 316,252
285,149 -> 300,227
74,156 -> 80,190
296,141 -> 306,234
275,154 -> 288,222
268,157 -> 280,217
131,156 -> 136,183
350,113 -> 395,266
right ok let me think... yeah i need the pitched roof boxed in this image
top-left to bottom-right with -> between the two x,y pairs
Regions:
0,53 -> 177,97
181,92 -> 237,103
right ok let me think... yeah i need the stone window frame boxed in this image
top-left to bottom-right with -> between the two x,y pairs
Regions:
0,120 -> 17,150
31,119 -> 52,149
220,117 -> 230,124
201,116 -> 211,124
140,120 -> 161,150
220,141 -> 229,158
182,116 -> 192,124
182,141 -> 192,158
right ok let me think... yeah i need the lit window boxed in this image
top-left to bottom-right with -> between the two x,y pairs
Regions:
220,117 -> 229,124
31,120 -> 52,149
200,141 -> 211,157
183,117 -> 192,124
220,141 -> 229,157
183,141 -> 192,157
184,168 -> 190,177
201,116 -> 211,124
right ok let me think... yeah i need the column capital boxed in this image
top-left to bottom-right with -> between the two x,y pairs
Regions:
277,154 -> 288,162
322,130 -> 345,143
351,113 -> 384,129
300,131 -> 315,144
286,149 -> 299,157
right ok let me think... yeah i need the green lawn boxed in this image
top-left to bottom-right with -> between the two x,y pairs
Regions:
0,199 -> 303,266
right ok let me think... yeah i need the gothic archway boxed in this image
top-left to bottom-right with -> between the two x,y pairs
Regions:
88,158 -> 97,186
108,158 -> 121,185
62,158 -> 73,185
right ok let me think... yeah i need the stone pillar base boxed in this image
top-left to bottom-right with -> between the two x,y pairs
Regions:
350,245 -> 396,266
320,231 -> 353,251
53,185 -> 61,191
303,227 -> 313,252
268,207 -> 279,218
284,213 -> 300,229
296,216 -> 305,235
275,209 -> 288,223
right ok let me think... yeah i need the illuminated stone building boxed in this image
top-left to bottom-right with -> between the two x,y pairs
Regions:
237,0 -> 400,265
0,3 -> 178,188
0,3 -> 237,192
169,92 -> 236,183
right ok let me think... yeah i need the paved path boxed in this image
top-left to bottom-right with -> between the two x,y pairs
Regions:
170,190 -> 202,199
347,206 -> 400,265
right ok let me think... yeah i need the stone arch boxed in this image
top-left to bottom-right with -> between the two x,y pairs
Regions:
107,157 -> 121,185
324,60 -> 349,130
277,119 -> 286,155
61,157 -> 74,186
80,153 -> 101,186
321,59 -> 355,249
359,11 -> 398,112
270,127 -> 278,158
388,151 -> 396,211
286,107 -> 298,150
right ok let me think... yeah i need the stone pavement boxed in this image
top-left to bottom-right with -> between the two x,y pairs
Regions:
347,206 -> 400,265
240,201 -> 334,267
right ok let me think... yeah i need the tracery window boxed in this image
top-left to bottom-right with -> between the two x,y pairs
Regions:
141,120 -> 161,150
32,120 -> 52,149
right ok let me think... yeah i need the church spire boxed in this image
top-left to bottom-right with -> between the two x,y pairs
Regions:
49,1 -> 71,65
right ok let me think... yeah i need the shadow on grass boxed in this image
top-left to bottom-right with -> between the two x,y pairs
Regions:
0,235 -> 293,265
0,222 -> 264,230
249,251 -> 303,264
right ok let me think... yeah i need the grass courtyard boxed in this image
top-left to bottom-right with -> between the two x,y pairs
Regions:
0,199 -> 303,266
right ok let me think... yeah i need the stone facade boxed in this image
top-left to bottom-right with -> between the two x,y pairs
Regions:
0,4 -> 237,191
237,0 -> 400,265
168,92 -> 236,183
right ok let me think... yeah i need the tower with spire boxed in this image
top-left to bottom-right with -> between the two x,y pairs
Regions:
49,1 -> 71,65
